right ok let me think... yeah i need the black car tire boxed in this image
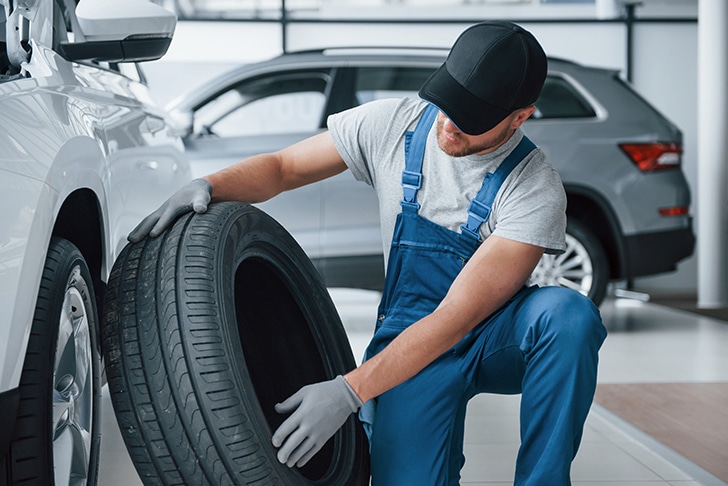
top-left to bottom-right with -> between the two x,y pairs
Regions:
529,219 -> 609,306
1,237 -> 102,485
101,202 -> 370,485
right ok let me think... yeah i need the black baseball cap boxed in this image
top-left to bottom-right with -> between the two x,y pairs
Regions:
419,21 -> 547,135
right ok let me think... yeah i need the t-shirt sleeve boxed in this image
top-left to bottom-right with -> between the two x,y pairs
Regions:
327,98 -> 410,187
491,151 -> 568,255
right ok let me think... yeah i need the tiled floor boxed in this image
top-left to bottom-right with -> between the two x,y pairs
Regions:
98,290 -> 728,485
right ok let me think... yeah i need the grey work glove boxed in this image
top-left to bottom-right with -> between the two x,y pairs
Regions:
128,178 -> 212,243
272,375 -> 363,468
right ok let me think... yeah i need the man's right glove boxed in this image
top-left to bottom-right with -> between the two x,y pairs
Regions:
128,178 -> 212,243
272,375 -> 363,468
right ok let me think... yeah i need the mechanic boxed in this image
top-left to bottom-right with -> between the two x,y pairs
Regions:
129,21 -> 607,485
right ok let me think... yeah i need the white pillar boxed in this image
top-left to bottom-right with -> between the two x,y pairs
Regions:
595,0 -> 619,19
697,0 -> 728,308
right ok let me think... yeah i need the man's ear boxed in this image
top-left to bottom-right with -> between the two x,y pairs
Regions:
511,106 -> 536,128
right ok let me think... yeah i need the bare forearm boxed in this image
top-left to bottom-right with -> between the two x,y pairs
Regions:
203,132 -> 347,204
204,153 -> 285,204
345,304 -> 472,403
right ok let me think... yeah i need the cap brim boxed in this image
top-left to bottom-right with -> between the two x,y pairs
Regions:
419,62 -> 511,136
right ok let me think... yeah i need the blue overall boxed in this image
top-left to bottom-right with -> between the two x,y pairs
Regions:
361,104 -> 607,485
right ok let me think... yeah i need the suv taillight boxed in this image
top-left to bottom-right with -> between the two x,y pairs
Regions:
619,142 -> 682,172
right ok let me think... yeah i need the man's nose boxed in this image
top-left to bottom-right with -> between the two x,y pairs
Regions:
441,114 -> 461,133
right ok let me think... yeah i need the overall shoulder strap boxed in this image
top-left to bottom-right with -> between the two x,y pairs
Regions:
460,136 -> 537,240
401,103 -> 438,212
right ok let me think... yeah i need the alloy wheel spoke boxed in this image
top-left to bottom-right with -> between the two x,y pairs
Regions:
53,272 -> 93,486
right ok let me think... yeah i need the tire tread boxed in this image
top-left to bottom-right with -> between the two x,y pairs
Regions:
102,203 -> 368,485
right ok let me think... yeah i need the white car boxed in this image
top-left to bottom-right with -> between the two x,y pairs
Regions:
0,0 -> 190,484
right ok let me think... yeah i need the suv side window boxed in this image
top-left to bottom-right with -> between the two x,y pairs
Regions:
534,75 -> 596,119
354,66 -> 436,104
194,69 -> 331,137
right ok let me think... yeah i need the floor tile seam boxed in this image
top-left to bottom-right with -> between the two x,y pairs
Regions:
590,403 -> 728,486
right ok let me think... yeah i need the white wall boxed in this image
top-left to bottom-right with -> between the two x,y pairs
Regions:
143,5 -> 699,292
629,22 -> 698,291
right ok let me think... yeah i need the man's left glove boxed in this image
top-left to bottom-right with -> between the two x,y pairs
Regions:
127,178 -> 212,243
272,375 -> 363,467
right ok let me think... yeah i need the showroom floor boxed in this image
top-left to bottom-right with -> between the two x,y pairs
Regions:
98,290 -> 728,485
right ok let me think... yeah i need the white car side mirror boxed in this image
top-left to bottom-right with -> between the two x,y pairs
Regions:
61,0 -> 177,63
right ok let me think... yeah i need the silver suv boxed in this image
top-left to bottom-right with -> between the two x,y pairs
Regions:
0,0 -> 189,483
166,47 -> 694,306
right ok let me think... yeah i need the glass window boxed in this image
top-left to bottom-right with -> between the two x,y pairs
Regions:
354,66 -> 436,104
194,70 -> 331,137
533,75 -> 596,119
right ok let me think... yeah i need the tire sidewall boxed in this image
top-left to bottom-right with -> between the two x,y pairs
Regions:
566,220 -> 609,305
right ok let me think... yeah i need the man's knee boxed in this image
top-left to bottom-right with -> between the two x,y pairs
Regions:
523,286 -> 606,350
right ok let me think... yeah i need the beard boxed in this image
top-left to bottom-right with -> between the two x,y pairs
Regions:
435,116 -> 514,157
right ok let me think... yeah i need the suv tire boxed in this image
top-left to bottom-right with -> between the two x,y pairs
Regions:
529,219 -> 609,305
101,202 -> 369,485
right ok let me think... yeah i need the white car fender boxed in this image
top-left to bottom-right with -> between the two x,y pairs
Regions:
0,171 -> 56,392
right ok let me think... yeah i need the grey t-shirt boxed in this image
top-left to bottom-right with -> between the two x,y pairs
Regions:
328,98 -> 567,264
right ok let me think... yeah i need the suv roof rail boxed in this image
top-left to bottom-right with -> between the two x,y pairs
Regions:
283,48 -> 580,65
284,46 -> 450,56
547,56 -> 583,66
